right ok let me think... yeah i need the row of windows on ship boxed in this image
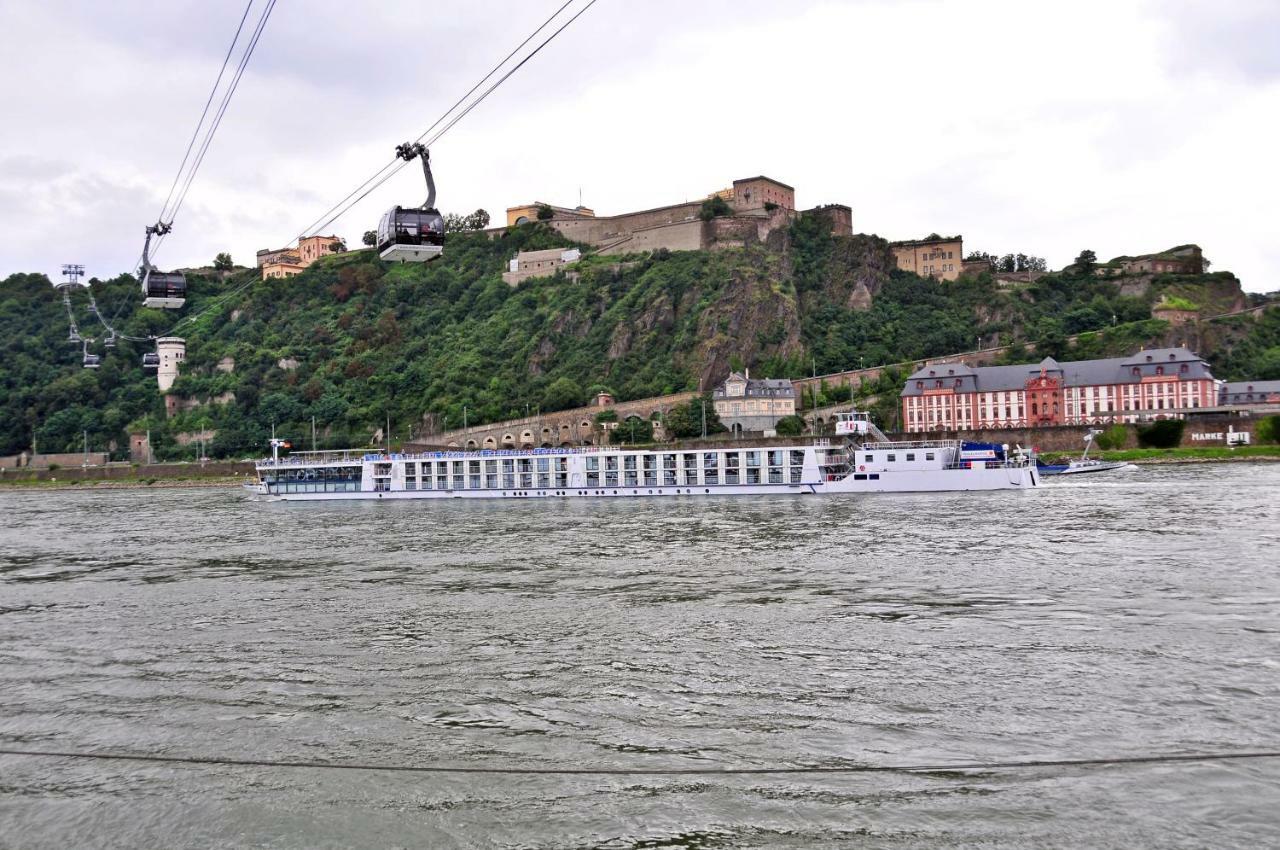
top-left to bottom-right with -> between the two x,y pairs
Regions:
379,450 -> 811,492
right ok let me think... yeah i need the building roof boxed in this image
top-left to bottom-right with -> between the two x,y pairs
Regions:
1220,380 -> 1280,399
890,235 -> 963,248
900,348 -> 1214,397
732,176 -> 795,191
713,372 -> 796,399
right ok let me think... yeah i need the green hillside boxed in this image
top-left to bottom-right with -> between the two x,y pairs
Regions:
2,214 -> 1276,459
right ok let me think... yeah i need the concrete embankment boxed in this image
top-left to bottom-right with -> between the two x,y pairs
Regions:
0,461 -> 255,490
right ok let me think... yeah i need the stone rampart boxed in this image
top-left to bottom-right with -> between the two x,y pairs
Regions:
0,451 -> 111,469
411,392 -> 699,451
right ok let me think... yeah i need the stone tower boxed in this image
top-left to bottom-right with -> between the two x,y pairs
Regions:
156,337 -> 186,392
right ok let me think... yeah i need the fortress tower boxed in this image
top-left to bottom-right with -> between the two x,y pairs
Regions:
156,337 -> 186,392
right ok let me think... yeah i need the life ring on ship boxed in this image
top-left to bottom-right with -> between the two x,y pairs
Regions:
858,465 -> 866,472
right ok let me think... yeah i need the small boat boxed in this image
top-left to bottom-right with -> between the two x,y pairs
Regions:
1037,429 -> 1131,476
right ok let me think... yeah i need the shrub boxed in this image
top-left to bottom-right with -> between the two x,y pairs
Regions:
699,196 -> 732,221
775,415 -> 805,436
47,463 -> 61,471
536,203 -> 554,221
1095,424 -> 1128,450
1136,419 -> 1185,449
1256,414 -> 1280,445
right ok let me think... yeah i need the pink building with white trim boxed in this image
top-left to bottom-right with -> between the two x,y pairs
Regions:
900,348 -> 1218,433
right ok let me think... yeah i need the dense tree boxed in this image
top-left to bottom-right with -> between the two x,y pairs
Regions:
362,230 -> 377,247
699,196 -> 732,221
1074,249 -> 1098,275
662,395 -> 724,439
214,252 -> 233,270
542,376 -> 583,411
774,414 -> 805,436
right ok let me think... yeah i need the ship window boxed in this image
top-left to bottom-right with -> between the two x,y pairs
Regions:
703,453 -> 718,468
906,453 -> 915,461
586,457 -> 599,471
744,451 -> 760,467
790,467 -> 802,483
865,454 -> 874,462
854,474 -> 867,481
746,467 -> 760,484
869,473 -> 880,480
790,450 -> 805,466
887,454 -> 896,462
926,452 -> 935,461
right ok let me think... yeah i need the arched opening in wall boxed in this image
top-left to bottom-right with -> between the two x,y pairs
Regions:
515,216 -> 529,225
520,430 -> 534,446
448,441 -> 460,448
560,441 -> 573,447
541,427 -> 552,442
483,436 -> 497,449
465,439 -> 478,450
502,433 -> 515,447
731,423 -> 743,437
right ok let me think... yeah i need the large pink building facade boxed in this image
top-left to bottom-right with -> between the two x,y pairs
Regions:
900,348 -> 1218,433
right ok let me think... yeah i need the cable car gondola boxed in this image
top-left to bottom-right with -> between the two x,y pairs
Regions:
141,352 -> 160,371
139,222 -> 187,309
376,142 -> 444,263
82,340 -> 100,369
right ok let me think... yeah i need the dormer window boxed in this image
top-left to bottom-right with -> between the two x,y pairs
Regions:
1155,366 -> 1164,376
1132,367 -> 1140,376
1179,364 -> 1188,374
935,380 -> 943,388
1169,353 -> 1176,360
1146,355 -> 1153,362
917,381 -> 924,389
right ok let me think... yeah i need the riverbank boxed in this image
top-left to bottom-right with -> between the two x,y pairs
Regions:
0,476 -> 247,491
1039,445 -> 1280,464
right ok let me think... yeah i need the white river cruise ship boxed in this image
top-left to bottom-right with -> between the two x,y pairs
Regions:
249,412 -> 1038,501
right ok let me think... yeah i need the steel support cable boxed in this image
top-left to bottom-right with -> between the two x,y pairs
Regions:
148,0 -> 273,272
304,0 -> 601,239
161,0 -> 278,235
299,0 -> 605,239
1,747 -> 1278,777
292,0 -> 575,243
157,0 -> 257,225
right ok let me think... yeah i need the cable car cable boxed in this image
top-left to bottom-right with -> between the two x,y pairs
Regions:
305,0 -> 600,239
148,0 -> 276,269
292,0 -> 575,243
164,0 -> 277,231
2,746 -> 1279,777
156,0 -> 257,225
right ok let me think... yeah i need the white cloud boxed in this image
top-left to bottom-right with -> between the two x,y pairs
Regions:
0,0 -> 1275,290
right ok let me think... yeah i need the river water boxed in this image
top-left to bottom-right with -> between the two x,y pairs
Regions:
1,463 -> 1278,848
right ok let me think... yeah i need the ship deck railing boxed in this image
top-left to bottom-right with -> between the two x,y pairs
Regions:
257,443 -> 817,468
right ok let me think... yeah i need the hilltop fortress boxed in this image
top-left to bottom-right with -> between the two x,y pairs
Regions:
501,176 -> 851,284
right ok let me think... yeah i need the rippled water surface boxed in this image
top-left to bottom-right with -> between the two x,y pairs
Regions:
2,463 -> 1279,848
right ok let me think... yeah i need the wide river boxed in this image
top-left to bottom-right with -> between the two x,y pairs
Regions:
1,463 -> 1278,848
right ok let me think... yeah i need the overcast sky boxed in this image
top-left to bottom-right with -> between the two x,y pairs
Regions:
1,0 -> 1277,291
